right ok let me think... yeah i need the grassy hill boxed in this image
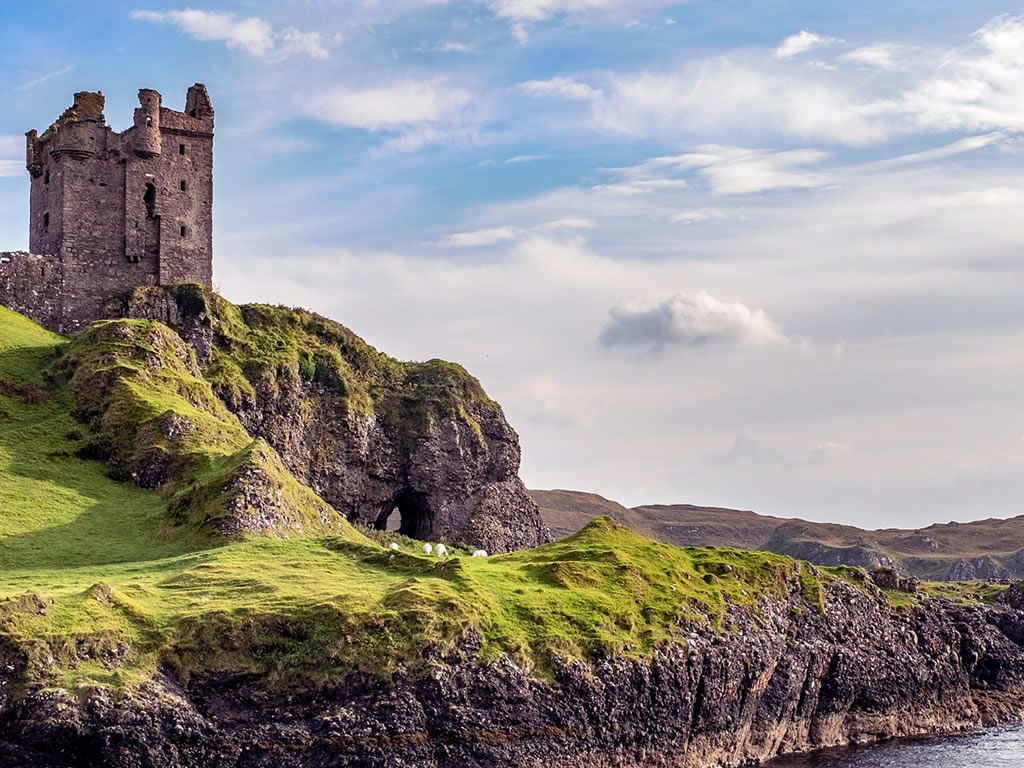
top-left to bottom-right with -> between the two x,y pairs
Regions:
531,489 -> 1024,581
2,303 -> 899,695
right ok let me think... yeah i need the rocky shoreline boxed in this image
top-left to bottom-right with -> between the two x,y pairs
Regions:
4,580 -> 1024,768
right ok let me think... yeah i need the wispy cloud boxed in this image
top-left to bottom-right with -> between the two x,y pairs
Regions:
305,80 -> 473,132
841,44 -> 907,71
519,77 -> 602,101
0,136 -> 22,177
775,30 -> 843,59
131,9 -> 332,60
15,65 -> 74,92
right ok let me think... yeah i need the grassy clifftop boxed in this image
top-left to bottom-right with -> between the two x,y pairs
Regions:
148,285 -> 500,441
0,305 -> 1004,697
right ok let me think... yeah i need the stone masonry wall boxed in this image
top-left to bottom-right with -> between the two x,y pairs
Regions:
3,86 -> 214,335
0,252 -> 64,331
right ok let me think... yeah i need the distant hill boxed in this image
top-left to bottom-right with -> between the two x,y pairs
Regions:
530,489 -> 1024,581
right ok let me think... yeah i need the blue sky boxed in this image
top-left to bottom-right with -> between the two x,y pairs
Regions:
2,1 -> 1024,528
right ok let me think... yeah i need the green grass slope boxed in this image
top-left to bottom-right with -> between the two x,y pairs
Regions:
533,489 -> 1024,580
0,306 -> 1001,698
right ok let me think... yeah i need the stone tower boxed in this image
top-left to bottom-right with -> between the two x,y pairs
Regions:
3,84 -> 214,334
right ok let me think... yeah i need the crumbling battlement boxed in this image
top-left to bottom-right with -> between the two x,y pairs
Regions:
3,85 -> 215,334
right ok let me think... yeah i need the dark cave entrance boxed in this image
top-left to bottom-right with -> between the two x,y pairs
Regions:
374,490 -> 433,540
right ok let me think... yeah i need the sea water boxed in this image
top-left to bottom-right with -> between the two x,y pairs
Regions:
766,726 -> 1024,767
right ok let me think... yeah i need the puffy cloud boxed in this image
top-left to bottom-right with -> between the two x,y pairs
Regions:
599,291 -> 789,354
131,9 -> 330,60
775,30 -> 843,59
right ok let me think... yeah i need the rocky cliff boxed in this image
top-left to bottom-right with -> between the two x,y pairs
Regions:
110,285 -> 548,552
4,572 -> 1024,768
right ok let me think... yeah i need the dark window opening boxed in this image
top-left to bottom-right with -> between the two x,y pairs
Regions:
44,169 -> 50,184
179,225 -> 187,238
179,180 -> 187,192
143,183 -> 157,217
43,212 -> 49,229
179,144 -> 186,155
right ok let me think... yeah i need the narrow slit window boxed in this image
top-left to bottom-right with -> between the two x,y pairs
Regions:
43,212 -> 50,229
180,180 -> 187,192
44,169 -> 50,184
179,225 -> 187,238
179,144 -> 186,155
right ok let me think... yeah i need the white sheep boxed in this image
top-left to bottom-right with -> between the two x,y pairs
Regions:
472,550 -> 488,558
422,543 -> 433,556
389,542 -> 400,552
435,543 -> 448,557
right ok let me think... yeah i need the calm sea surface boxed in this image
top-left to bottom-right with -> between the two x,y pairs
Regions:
766,726 -> 1024,767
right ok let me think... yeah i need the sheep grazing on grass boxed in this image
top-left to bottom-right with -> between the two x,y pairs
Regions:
389,543 -> 400,552
435,543 -> 448,557
472,550 -> 488,558
423,543 -> 433,556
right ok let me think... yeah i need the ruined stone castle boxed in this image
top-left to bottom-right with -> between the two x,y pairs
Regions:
0,85 -> 214,333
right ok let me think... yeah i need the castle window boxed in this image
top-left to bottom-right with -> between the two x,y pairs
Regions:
145,116 -> 153,126
143,183 -> 157,217
180,225 -> 187,238
43,212 -> 50,229
180,180 -> 187,192
44,169 -> 50,184
179,144 -> 186,155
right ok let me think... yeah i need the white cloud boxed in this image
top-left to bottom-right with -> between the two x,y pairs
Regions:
600,291 -> 790,354
590,60 -> 893,146
131,9 -> 330,60
305,80 -> 473,131
592,178 -> 687,195
900,14 -> 1024,133
437,217 -> 594,247
617,146 -> 830,195
0,136 -> 21,177
437,41 -> 476,53
671,208 -> 726,224
439,227 -> 522,247
842,44 -> 906,71
15,65 -> 74,92
775,30 -> 843,59
506,154 -> 550,163
486,0 -> 677,23
519,77 -> 602,101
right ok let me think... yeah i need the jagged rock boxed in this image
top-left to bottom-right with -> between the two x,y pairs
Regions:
945,557 -> 1009,582
117,286 -> 549,553
4,582 -> 1024,767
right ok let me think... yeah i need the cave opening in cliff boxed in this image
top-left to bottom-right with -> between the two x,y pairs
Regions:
375,490 -> 433,540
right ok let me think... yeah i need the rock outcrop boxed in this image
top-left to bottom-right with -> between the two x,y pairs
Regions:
3,579 -> 1024,768
115,285 -> 549,553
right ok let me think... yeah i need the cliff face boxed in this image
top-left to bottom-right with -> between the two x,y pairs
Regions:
4,581 -> 1024,768
117,286 -> 548,553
